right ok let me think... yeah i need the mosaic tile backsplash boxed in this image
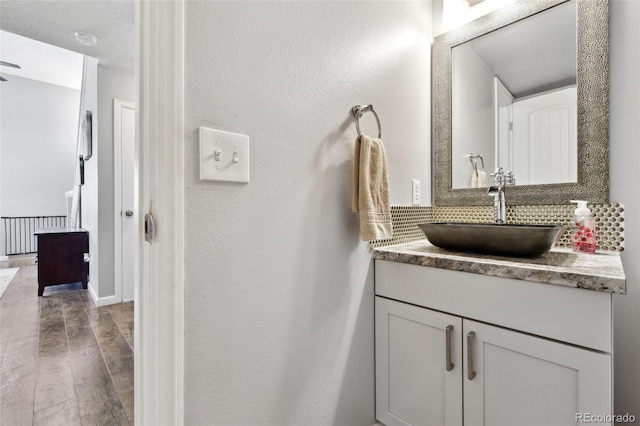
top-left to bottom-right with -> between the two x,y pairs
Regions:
369,203 -> 625,252
369,206 -> 434,249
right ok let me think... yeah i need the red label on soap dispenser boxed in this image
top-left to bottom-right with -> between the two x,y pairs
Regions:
572,220 -> 596,253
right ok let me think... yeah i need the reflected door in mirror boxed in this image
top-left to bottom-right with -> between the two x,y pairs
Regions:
451,0 -> 576,189
505,87 -> 577,185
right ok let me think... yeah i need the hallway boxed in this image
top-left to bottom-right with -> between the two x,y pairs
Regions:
0,265 -> 134,425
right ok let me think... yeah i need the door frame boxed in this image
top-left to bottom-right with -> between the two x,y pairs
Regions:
113,98 -> 136,304
135,0 -> 185,424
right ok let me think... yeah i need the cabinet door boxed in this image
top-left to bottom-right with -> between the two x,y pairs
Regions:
463,320 -> 611,426
376,297 -> 463,426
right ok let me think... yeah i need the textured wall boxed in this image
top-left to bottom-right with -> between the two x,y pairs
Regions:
610,0 -> 640,418
184,1 -> 431,424
96,65 -> 135,299
432,0 -> 519,37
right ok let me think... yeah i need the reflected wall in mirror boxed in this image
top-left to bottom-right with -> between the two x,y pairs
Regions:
452,1 -> 576,188
433,0 -> 609,205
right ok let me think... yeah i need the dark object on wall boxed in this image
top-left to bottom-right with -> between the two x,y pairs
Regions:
84,110 -> 93,160
79,155 -> 85,185
35,228 -> 89,296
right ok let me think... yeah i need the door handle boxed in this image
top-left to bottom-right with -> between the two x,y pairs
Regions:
467,331 -> 476,381
445,325 -> 454,372
144,213 -> 155,242
125,210 -> 134,217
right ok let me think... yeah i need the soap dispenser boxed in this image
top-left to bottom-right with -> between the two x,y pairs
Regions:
570,200 -> 596,253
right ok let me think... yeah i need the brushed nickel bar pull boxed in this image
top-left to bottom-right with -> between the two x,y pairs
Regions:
445,325 -> 454,372
467,331 -> 477,381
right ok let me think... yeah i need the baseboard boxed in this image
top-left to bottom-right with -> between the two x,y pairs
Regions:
88,285 -> 121,307
88,284 -> 99,305
95,295 -> 120,307
6,254 -> 36,267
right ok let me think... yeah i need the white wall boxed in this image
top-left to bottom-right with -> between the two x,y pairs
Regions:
610,0 -> 640,418
184,1 -> 431,424
452,43 -> 495,188
96,65 -> 135,299
0,75 -> 79,217
79,57 -> 100,298
432,0 -> 519,37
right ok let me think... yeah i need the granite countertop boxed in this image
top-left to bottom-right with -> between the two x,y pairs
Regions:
373,239 -> 626,294
34,227 -> 88,235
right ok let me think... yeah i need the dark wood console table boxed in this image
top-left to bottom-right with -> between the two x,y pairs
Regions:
35,228 -> 89,296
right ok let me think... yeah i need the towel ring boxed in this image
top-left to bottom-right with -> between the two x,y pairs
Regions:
467,153 -> 485,173
351,104 -> 382,138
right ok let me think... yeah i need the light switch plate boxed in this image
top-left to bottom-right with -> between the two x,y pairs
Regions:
199,127 -> 250,183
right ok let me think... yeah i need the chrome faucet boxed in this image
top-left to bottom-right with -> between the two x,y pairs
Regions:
487,167 -> 515,224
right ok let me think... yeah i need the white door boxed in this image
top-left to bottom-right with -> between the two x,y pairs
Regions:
376,297 -> 463,426
136,1 -> 184,422
511,87 -> 577,185
114,99 -> 137,302
463,319 -> 611,426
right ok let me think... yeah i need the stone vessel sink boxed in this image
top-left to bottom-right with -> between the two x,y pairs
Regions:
418,222 -> 566,257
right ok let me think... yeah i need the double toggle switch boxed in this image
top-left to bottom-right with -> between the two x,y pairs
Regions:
213,149 -> 239,164
199,127 -> 250,183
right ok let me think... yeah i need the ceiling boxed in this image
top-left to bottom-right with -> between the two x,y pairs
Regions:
460,0 -> 576,98
0,0 -> 135,71
1,30 -> 84,89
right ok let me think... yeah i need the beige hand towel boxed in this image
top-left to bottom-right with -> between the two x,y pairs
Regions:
471,170 -> 488,188
352,134 -> 393,241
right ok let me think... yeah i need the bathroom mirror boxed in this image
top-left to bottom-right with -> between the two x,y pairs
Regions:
432,0 -> 609,205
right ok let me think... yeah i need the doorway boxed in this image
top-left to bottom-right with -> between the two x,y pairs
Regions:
114,99 -> 136,303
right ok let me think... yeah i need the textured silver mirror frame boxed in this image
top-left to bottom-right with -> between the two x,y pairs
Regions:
432,0 -> 609,206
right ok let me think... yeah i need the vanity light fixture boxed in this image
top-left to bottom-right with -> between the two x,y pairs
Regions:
74,32 -> 97,47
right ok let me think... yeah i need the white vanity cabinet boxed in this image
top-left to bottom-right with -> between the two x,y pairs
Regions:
375,297 -> 463,426
375,260 -> 613,426
463,319 -> 610,426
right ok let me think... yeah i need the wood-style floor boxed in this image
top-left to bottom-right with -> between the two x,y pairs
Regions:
0,265 -> 134,425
